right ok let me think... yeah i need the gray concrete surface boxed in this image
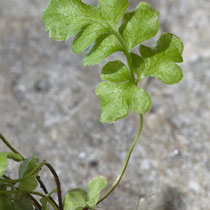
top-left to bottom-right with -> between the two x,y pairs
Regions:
0,0 -> 210,209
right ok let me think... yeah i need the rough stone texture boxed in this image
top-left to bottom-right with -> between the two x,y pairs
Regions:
0,0 -> 210,209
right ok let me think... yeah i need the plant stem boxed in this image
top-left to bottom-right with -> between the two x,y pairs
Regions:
111,30 -> 136,84
135,196 -> 141,210
0,133 -> 24,159
97,114 -> 144,204
29,194 -> 42,210
47,188 -> 57,197
36,175 -> 59,208
30,192 -> 58,210
44,162 -> 63,210
0,190 -> 58,210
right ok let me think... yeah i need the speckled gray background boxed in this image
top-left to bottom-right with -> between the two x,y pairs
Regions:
0,0 -> 210,209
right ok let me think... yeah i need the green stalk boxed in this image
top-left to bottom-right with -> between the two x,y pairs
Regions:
96,22 -> 136,84
111,29 -> 136,84
0,133 -> 24,159
44,162 -> 63,210
97,114 -> 144,204
36,175 -> 59,208
46,188 -> 57,197
29,195 -> 42,210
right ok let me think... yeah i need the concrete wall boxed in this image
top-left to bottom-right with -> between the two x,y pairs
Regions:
0,0 -> 210,209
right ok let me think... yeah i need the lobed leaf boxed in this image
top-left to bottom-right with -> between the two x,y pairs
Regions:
101,61 -> 130,82
83,34 -> 122,66
87,176 -> 107,207
119,2 -> 159,50
42,0 -> 101,41
125,83 -> 152,114
64,188 -> 88,210
43,0 -> 126,66
96,81 -> 152,123
43,0 -> 184,123
99,0 -> 129,23
72,24 -> 107,54
139,33 -> 184,84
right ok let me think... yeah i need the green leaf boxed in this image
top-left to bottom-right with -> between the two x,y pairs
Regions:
18,157 -> 41,180
83,34 -> 122,66
72,24 -> 107,54
19,156 -> 41,178
139,33 -> 184,84
16,177 -> 38,193
13,195 -> 34,210
96,82 -> 128,123
16,157 -> 41,192
0,153 -> 8,177
0,152 -> 23,177
119,2 -> 159,49
0,195 -> 14,210
101,61 -> 130,82
64,188 -> 88,210
43,0 -> 127,60
87,176 -> 107,207
96,81 -> 152,123
125,83 -> 152,114
42,0 -> 101,41
99,0 -> 128,23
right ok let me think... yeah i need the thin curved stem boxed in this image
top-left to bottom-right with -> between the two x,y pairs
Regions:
111,29 -> 136,84
36,176 -> 59,208
29,195 -> 42,210
0,133 -> 24,159
30,191 -> 57,209
97,114 -> 144,204
0,190 -> 58,210
44,162 -> 63,210
47,188 -> 57,197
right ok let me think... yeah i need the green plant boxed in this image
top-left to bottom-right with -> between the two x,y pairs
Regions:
0,0 -> 183,209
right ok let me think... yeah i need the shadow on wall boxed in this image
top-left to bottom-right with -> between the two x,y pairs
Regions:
155,186 -> 186,210
139,186 -> 186,210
